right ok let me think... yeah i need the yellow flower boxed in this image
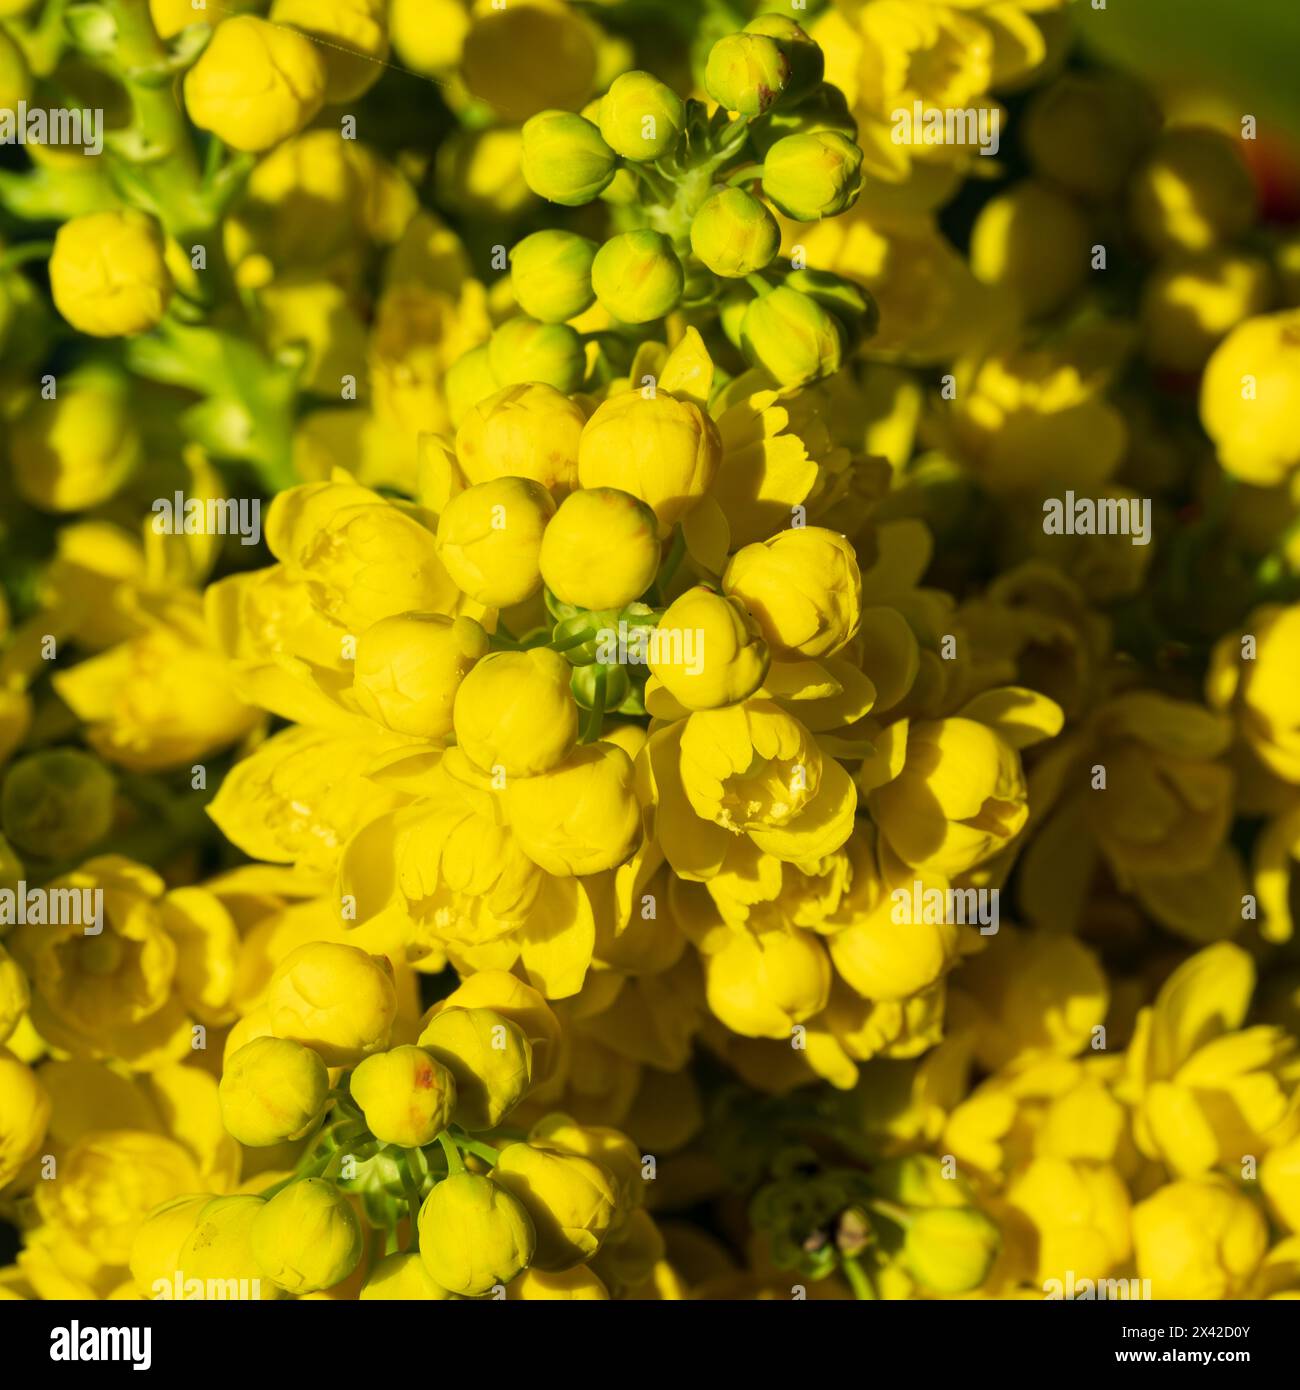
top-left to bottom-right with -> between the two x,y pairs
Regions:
539,488 -> 661,611
0,945 -> 28,1046
1130,127 -> 1255,257
506,743 -> 641,876
53,595 -> 258,772
1133,1177 -> 1267,1300
350,1045 -> 457,1147
456,382 -> 585,496
250,1178 -> 362,1294
264,942 -> 396,1066
902,1206 -> 1000,1295
1201,311 -> 1300,486
460,0 -> 599,122
36,1130 -> 203,1268
1208,604 -> 1300,783
0,1050 -> 49,1188
508,1265 -> 609,1299
184,16 -> 326,153
1005,1158 -> 1131,1286
702,924 -> 830,1040
388,0 -> 469,74
417,1171 -> 535,1296
48,211 -> 172,338
492,1141 -> 617,1269
128,1195 -> 210,1295
12,858 -> 237,1068
435,477 -> 555,608
1140,249 -> 1272,373
969,180 -> 1090,321
218,1037 -> 329,1147
869,716 -> 1029,877
10,365 -> 139,511
453,649 -> 578,778
648,587 -> 770,712
1125,943 -> 1297,1176
577,389 -> 722,534
723,527 -> 862,660
417,1007 -> 533,1131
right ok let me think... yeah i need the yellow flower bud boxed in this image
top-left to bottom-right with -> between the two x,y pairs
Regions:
361,1251 -> 456,1300
690,188 -> 781,279
591,230 -> 684,324
648,587 -> 769,711
705,32 -> 789,117
1133,1177 -> 1267,1299
1130,127 -> 1255,257
1201,310 -> 1300,486
456,382 -> 585,496
761,131 -> 863,221
265,942 -> 397,1067
10,365 -> 140,512
743,14 -> 822,104
740,286 -> 843,387
417,1007 -> 533,1131
388,0 -> 469,74
0,1050 -> 50,1187
493,1141 -> 617,1270
1006,1159 -> 1132,1285
970,181 -> 1090,320
460,1 -> 597,122
723,527 -> 861,659
577,390 -> 722,534
129,1195 -> 209,1295
506,743 -> 641,876
509,1265 -> 609,1299
510,230 -> 598,324
598,70 -> 684,161
268,0 -> 387,103
902,1206 -> 1000,1294
444,345 -> 501,427
48,211 -> 172,338
353,613 -> 489,740
0,28 -> 31,113
488,316 -> 585,393
184,16 -> 326,153
1141,250 -> 1272,373
521,110 -> 616,206
453,648 -> 578,777
179,1195 -> 279,1299
539,487 -> 660,610
251,1178 -> 363,1294
1023,71 -> 1160,200
417,1171 -> 535,1296
425,971 -> 562,1085
350,1045 -> 457,1148
436,477 -> 555,608
219,1037 -> 329,1147
1,748 -> 115,861
529,1116 -> 644,1214
0,945 -> 28,1046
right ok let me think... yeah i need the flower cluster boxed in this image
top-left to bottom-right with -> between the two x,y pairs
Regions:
1,0 -> 1299,1307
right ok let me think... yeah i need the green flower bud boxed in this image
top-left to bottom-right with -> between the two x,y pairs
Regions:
444,345 -> 500,427
762,131 -> 863,221
719,286 -> 750,349
417,1007 -> 533,1131
488,316 -> 585,394
591,230 -> 684,324
690,188 -> 781,278
751,83 -> 857,158
521,110 -> 618,206
743,14 -> 823,105
510,230 -> 598,324
598,69 -> 685,161
361,1251 -> 457,1300
251,1178 -> 363,1294
902,1206 -> 1000,1294
782,267 -> 877,348
219,1036 -> 329,1147
740,285 -> 843,387
705,32 -> 790,118
1,749 -> 114,861
350,1045 -> 457,1148
418,1171 -> 535,1297
599,166 -> 640,206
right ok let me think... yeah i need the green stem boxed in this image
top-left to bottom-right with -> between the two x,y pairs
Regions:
550,625 -> 599,654
0,242 -> 54,271
842,1256 -> 878,1301
656,525 -> 687,596
438,1133 -> 466,1176
399,1155 -> 423,1251
745,272 -> 773,298
866,1198 -> 911,1229
458,1140 -> 501,1166
580,664 -> 607,743
728,163 -> 764,187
